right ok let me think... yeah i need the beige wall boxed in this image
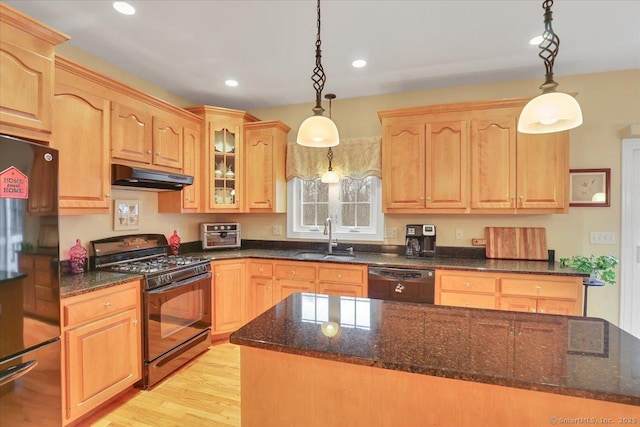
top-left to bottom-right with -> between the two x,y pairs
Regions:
57,45 -> 640,325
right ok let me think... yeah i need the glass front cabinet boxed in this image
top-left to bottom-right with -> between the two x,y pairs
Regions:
210,124 -> 241,211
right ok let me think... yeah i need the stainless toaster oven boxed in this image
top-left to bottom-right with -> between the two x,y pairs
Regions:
201,223 -> 241,249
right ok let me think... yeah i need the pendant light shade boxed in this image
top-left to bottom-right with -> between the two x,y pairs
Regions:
321,170 -> 340,183
518,0 -> 582,134
296,0 -> 340,147
518,91 -> 583,134
297,115 -> 340,147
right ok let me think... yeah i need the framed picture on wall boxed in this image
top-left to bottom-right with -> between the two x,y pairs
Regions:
569,168 -> 611,207
113,199 -> 140,230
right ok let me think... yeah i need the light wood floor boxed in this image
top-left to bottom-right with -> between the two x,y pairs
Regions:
81,343 -> 241,427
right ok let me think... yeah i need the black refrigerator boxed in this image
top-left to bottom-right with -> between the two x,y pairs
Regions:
0,134 -> 62,426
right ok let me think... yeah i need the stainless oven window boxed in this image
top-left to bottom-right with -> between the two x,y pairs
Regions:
204,232 -> 238,246
161,288 -> 203,338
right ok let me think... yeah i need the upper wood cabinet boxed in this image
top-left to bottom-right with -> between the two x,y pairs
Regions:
111,101 -> 153,164
0,3 -> 68,142
158,123 -> 201,213
52,57 -> 111,215
470,108 -> 568,213
186,106 -> 259,213
244,120 -> 290,213
381,122 -> 426,210
111,104 -> 183,171
378,97 -> 570,214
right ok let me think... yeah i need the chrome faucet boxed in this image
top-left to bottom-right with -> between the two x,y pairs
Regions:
323,217 -> 338,254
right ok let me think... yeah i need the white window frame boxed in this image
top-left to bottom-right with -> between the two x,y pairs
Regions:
287,176 -> 384,242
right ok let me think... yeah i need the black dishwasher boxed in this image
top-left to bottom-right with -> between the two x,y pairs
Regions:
368,267 -> 435,304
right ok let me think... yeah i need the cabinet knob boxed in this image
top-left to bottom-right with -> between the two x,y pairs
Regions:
465,282 -> 471,288
132,319 -> 138,325
104,302 -> 111,308
419,196 -> 424,200
258,267 -> 263,273
146,150 -> 152,154
426,196 -> 431,200
519,195 -> 525,200
267,199 -> 271,202
216,273 -> 220,278
511,196 -> 516,200
465,302 -> 470,307
156,152 -> 161,156
337,273 -> 342,278
539,309 -> 545,313
291,270 -> 296,276
535,286 -> 542,293
105,193 -> 111,198
531,309 -> 536,313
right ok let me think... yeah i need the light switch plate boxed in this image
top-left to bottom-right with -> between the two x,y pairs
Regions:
272,225 -> 283,236
385,228 -> 398,239
590,231 -> 616,244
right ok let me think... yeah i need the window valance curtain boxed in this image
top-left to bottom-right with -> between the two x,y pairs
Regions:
285,136 -> 382,181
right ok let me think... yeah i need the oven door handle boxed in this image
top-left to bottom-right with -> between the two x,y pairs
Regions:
148,272 -> 212,294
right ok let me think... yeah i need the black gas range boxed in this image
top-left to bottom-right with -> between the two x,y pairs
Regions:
91,234 -> 212,388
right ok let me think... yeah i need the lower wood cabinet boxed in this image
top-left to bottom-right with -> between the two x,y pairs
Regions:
436,269 -> 583,315
61,280 -> 141,425
436,270 -> 498,310
317,264 -> 368,297
211,260 -> 247,339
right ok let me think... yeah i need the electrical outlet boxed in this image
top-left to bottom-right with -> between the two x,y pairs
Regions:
272,225 -> 283,236
455,229 -> 463,240
385,228 -> 398,239
590,231 -> 616,244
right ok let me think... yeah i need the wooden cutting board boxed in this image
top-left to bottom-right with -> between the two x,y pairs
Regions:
485,227 -> 548,260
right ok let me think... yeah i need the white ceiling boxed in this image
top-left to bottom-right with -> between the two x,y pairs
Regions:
6,0 -> 640,110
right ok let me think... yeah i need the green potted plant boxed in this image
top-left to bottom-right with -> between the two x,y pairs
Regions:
559,255 -> 619,285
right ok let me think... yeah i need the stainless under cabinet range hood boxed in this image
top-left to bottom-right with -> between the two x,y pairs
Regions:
112,164 -> 194,190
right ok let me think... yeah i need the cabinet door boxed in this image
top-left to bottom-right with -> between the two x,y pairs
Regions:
245,129 -> 273,210
111,102 -> 153,164
499,296 -> 538,313
516,131 -> 568,210
213,262 -> 246,333
65,307 -> 141,420
470,114 -> 517,210
182,124 -> 200,210
317,282 -> 363,298
0,40 -> 52,137
152,116 -> 183,169
274,279 -> 315,301
440,292 -> 497,310
52,81 -> 111,214
250,276 -> 274,318
537,298 -> 578,316
381,122 -> 426,210
425,120 -> 469,209
209,124 -> 241,211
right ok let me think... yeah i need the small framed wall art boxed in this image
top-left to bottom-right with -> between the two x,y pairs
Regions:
569,168 -> 611,207
114,199 -> 140,230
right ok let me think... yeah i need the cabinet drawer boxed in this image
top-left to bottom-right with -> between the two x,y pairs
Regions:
318,265 -> 364,285
36,284 -> 58,301
440,275 -> 497,293
275,264 -> 316,281
440,292 -> 497,310
249,262 -> 273,277
500,278 -> 578,299
64,285 -> 138,327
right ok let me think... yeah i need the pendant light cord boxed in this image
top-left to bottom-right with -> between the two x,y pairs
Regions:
311,0 -> 326,116
539,0 -> 560,92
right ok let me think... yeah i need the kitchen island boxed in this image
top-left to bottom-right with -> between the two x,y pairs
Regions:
230,293 -> 640,427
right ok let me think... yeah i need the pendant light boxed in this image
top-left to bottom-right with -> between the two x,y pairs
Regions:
296,0 -> 340,147
321,94 -> 340,183
518,0 -> 583,134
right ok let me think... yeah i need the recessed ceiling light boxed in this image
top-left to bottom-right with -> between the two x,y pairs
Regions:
529,35 -> 544,45
225,80 -> 239,87
352,59 -> 367,68
113,2 -> 135,15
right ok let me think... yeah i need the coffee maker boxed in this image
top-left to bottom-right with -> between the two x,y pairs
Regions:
405,224 -> 436,258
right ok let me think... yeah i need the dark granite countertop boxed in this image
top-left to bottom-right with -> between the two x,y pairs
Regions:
60,270 -> 142,298
60,246 -> 586,298
0,270 -> 27,284
186,248 -> 587,277
230,293 -> 640,407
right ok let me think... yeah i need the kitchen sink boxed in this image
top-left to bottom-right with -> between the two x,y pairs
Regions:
294,251 -> 356,261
